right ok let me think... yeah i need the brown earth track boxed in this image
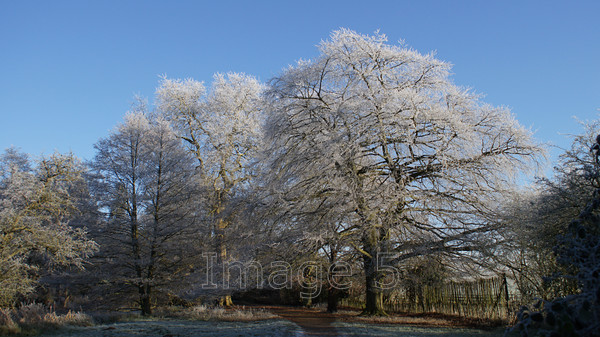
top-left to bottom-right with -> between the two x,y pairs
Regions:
246,304 -> 506,336
259,305 -> 339,336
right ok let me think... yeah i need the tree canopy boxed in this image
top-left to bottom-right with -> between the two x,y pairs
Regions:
263,28 -> 543,314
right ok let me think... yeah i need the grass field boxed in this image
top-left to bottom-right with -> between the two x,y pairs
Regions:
37,320 -> 302,336
335,322 -> 506,337
33,319 -> 508,337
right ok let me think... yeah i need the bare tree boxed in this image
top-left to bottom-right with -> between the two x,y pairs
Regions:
90,108 -> 200,315
264,29 -> 543,315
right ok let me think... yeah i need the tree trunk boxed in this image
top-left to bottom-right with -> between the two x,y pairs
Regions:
327,287 -> 339,313
362,240 -> 387,316
218,295 -> 234,307
216,218 -> 233,307
363,270 -> 387,316
140,287 -> 152,316
141,250 -> 155,316
304,295 -> 313,308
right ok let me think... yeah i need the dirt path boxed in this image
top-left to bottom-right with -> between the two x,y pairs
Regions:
250,304 -> 506,336
263,305 -> 338,336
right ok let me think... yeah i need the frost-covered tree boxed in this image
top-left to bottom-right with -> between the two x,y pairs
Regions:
501,118 -> 600,304
253,187 -> 360,311
264,29 -> 543,315
513,181 -> 600,337
500,185 -> 585,303
510,120 -> 600,336
156,73 -> 264,306
90,107 -> 201,315
0,148 -> 97,307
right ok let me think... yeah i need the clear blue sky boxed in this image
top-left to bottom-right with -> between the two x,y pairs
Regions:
1,0 -> 598,174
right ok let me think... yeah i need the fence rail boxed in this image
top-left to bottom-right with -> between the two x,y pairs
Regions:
340,275 -> 511,320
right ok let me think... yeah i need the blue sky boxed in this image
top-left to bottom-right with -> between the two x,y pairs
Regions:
1,0 -> 598,175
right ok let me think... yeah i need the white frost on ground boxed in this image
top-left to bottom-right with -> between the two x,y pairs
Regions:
37,320 -> 508,337
38,320 -> 302,337
333,322 -> 506,337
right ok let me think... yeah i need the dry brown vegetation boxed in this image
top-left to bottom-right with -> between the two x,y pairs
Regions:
0,303 -> 93,335
153,305 -> 278,322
